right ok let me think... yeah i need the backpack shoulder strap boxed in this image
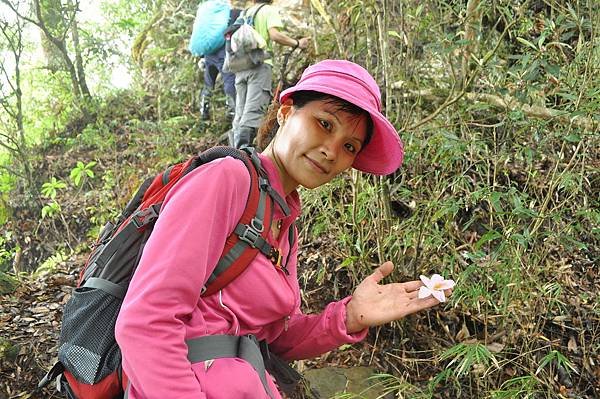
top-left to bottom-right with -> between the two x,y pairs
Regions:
247,3 -> 267,26
229,8 -> 241,25
201,146 -> 279,297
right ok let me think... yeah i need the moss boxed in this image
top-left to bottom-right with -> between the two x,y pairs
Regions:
0,271 -> 18,295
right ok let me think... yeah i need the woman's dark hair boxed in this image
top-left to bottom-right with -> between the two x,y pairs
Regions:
256,90 -> 374,151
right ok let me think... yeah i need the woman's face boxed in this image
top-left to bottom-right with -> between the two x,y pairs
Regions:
267,98 -> 368,194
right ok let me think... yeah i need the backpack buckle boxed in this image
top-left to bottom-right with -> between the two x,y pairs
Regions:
238,218 -> 264,247
132,205 -> 160,228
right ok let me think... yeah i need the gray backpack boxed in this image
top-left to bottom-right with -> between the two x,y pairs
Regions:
223,4 -> 268,73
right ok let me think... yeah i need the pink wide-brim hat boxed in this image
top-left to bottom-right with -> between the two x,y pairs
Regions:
280,59 -> 403,175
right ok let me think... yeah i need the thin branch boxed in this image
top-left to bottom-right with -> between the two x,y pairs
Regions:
0,163 -> 26,179
0,97 -> 18,119
0,129 -> 21,149
0,0 -> 37,26
0,61 -> 17,93
395,88 -> 599,132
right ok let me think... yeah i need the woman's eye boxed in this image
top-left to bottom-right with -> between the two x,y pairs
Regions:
345,143 -> 356,153
319,119 -> 332,131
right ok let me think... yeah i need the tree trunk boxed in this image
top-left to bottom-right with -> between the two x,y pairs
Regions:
0,10 -> 36,197
38,0 -> 66,72
66,0 -> 90,97
32,0 -> 82,97
462,0 -> 481,88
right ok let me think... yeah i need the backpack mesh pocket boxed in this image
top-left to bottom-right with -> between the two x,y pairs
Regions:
58,286 -> 122,384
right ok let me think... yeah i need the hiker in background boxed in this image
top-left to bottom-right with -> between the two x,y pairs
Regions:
115,59 -> 453,398
189,0 -> 241,121
229,0 -> 310,149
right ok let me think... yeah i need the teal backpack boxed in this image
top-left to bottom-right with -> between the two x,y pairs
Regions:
189,0 -> 231,56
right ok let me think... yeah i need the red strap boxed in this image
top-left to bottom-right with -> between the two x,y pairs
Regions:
201,155 -> 273,297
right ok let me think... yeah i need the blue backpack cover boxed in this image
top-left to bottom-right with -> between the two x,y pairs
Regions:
189,0 -> 231,56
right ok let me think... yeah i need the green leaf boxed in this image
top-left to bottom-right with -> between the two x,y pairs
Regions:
543,62 -> 560,77
388,30 -> 402,40
41,202 -> 60,219
71,170 -> 82,186
335,257 -> 355,271
41,177 -> 66,199
310,0 -> 334,28
537,34 -> 546,48
516,37 -> 538,51
556,92 -> 578,101
475,230 -> 502,250
564,134 -> 581,143
415,4 -> 423,16
489,192 -> 504,213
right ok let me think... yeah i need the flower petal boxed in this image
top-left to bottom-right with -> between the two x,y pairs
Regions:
418,286 -> 432,299
431,289 -> 446,302
419,275 -> 431,287
438,279 -> 456,290
430,274 -> 444,283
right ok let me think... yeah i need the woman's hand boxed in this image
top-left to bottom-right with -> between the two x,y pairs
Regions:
345,262 -> 451,333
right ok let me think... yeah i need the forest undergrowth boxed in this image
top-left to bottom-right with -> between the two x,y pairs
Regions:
1,0 -> 599,398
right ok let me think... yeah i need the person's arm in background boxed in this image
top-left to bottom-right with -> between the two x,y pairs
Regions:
268,28 -> 310,50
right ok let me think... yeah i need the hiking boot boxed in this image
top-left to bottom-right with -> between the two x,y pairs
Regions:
232,126 -> 256,149
199,93 -> 211,120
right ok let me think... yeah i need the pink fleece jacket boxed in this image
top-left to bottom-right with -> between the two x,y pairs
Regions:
115,154 -> 368,399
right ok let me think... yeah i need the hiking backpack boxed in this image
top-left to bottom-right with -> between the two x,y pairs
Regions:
222,3 -> 268,73
39,146 -> 294,399
188,0 -> 231,56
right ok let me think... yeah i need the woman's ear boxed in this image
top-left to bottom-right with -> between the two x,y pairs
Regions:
277,98 -> 294,124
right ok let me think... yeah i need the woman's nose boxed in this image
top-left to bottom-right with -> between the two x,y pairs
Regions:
321,137 -> 341,161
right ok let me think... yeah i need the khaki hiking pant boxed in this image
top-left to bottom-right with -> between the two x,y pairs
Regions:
231,63 -> 273,149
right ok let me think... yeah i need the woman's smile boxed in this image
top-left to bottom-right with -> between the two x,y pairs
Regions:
304,155 -> 329,174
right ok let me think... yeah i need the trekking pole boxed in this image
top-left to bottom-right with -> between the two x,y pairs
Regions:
273,48 -> 296,101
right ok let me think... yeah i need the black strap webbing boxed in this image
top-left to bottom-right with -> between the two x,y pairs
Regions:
161,165 -> 175,186
284,223 -> 295,270
83,277 -> 127,299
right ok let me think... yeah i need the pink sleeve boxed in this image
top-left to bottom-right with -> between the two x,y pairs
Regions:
268,236 -> 368,360
115,158 -> 250,399
269,296 -> 368,361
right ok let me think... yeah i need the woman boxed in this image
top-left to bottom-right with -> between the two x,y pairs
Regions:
115,60 -> 450,398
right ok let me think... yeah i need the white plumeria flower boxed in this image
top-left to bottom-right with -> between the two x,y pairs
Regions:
418,274 -> 455,302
